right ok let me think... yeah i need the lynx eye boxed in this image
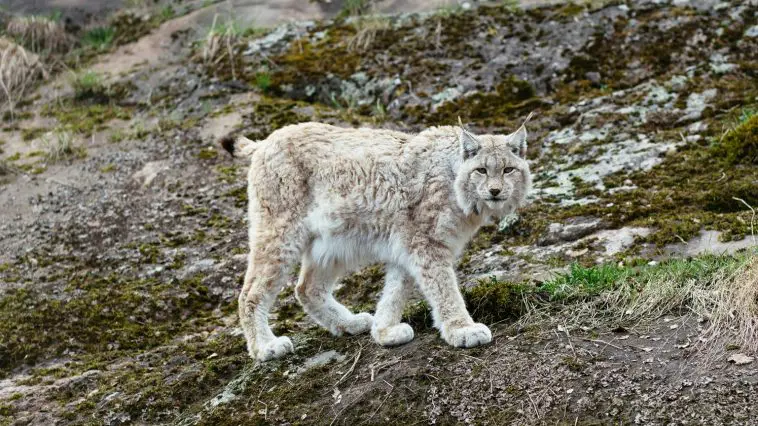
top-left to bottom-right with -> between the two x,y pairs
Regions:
503,167 -> 517,175
475,168 -> 487,175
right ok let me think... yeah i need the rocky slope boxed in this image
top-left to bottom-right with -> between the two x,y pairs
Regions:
0,0 -> 757,424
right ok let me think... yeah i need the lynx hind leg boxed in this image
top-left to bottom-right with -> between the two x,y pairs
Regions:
238,203 -> 303,362
295,256 -> 373,336
371,266 -> 415,347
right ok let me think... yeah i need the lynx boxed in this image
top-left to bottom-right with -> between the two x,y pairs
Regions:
220,119 -> 532,361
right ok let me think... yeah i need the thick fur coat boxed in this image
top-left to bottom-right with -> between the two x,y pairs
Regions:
221,121 -> 532,361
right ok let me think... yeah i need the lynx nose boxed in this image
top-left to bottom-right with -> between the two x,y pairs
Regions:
489,188 -> 501,197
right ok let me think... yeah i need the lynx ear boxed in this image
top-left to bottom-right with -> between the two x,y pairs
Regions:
458,117 -> 480,159
508,111 -> 533,158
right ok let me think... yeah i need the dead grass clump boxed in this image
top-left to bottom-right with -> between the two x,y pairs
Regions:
5,15 -> 70,53
522,252 -> 758,361
347,16 -> 391,52
40,129 -> 86,163
199,15 -> 242,80
0,37 -> 47,118
698,256 -> 758,357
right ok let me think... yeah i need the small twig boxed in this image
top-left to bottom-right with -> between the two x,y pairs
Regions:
732,197 -> 756,245
526,391 -> 541,419
335,345 -> 362,387
561,324 -> 577,357
716,171 -> 727,182
581,338 -> 623,351
368,381 -> 395,421
674,234 -> 688,245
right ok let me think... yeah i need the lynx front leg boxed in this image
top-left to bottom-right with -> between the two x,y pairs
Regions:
411,260 -> 491,348
295,256 -> 373,336
371,266 -> 415,346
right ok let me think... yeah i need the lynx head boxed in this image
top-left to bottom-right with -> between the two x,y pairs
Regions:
453,119 -> 532,217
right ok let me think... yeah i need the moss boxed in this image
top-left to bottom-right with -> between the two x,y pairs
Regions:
0,403 -> 12,417
138,242 -> 161,263
416,76 -> 545,128
197,147 -> 219,160
43,103 -> 133,136
714,114 -> 758,165
216,165 -> 238,184
270,26 -> 360,94
241,97 -> 310,141
336,264 -> 385,313
99,163 -> 116,173
225,186 -> 247,208
21,127 -> 48,141
0,274 -> 223,376
463,278 -> 531,324
554,3 -> 586,19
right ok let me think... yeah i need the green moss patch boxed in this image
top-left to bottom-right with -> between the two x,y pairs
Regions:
42,103 -> 133,136
0,273 -> 223,376
714,114 -> 758,165
418,76 -> 545,128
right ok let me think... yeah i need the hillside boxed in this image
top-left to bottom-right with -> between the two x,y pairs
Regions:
0,0 -> 757,424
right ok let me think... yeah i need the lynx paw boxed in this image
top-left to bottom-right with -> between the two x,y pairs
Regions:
343,312 -> 374,335
372,323 -> 414,346
442,322 -> 492,348
255,336 -> 294,361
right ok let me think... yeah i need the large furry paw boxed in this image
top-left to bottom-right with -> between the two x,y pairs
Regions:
372,323 -> 414,347
342,312 -> 374,335
255,336 -> 294,361
442,322 -> 492,348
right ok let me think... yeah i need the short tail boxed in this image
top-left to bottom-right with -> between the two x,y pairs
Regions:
219,134 -> 258,158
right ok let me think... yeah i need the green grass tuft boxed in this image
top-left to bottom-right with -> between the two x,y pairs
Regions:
81,26 -> 115,50
541,263 -> 628,301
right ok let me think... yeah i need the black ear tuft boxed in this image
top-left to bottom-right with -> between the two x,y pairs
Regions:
219,134 -> 236,157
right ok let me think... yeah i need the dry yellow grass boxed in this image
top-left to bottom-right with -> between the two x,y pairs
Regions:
5,15 -> 70,53
0,37 -> 47,117
348,16 -> 391,52
521,252 -> 758,361
698,256 -> 758,357
199,15 -> 241,80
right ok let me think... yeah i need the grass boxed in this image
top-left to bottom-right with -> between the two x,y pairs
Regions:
502,0 -> 522,12
347,15 -> 391,52
40,129 -> 86,162
404,252 -> 757,346
0,38 -> 47,119
520,251 -> 758,361
254,72 -> 271,91
70,70 -> 107,101
5,15 -> 70,53
199,16 -> 243,80
81,26 -> 115,51
339,0 -> 372,18
540,262 -> 628,301
160,5 -> 176,21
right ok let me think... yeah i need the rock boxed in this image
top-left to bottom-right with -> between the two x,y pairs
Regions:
727,353 -> 754,365
181,258 -> 215,278
538,217 -> 603,246
295,350 -> 346,375
585,72 -> 601,84
131,160 -> 170,187
745,25 -> 758,38
679,89 -> 717,122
